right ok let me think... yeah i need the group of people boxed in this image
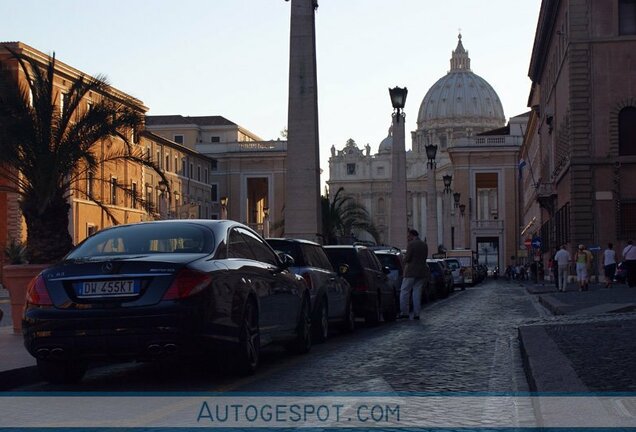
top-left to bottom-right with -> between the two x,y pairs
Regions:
551,240 -> 636,291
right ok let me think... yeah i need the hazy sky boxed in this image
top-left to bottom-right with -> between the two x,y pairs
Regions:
2,0 -> 541,185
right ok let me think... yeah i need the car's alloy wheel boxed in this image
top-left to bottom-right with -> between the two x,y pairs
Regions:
341,298 -> 355,333
37,358 -> 86,384
235,299 -> 260,375
365,294 -> 382,325
313,298 -> 329,343
288,297 -> 311,354
383,290 -> 397,322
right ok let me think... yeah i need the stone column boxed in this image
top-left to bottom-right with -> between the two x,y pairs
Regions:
427,168 -> 438,252
284,0 -> 321,241
389,112 -> 407,250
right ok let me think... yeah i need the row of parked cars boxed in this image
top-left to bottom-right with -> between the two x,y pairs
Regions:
21,219 -> 476,384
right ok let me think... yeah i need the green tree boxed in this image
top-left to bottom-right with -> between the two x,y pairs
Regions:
0,48 -> 166,263
321,187 -> 379,245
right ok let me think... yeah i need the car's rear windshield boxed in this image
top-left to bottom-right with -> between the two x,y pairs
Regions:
266,240 -> 303,266
445,259 -> 460,270
324,248 -> 361,272
376,254 -> 401,270
67,223 -> 214,258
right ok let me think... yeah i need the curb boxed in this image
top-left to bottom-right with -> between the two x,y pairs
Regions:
518,325 -> 588,392
0,365 -> 39,391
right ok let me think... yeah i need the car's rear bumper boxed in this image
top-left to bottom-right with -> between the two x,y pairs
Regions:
22,303 -> 236,361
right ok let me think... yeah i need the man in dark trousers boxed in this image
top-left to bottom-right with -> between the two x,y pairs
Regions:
398,229 -> 430,320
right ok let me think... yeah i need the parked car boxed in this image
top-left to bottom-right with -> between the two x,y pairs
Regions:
22,220 -> 312,383
371,247 -> 404,294
426,259 -> 453,300
444,258 -> 465,290
324,245 -> 397,325
266,238 -> 354,341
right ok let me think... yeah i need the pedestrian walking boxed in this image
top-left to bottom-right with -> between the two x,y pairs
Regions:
398,229 -> 430,320
550,247 -> 559,290
574,244 -> 593,291
602,243 -> 617,288
554,244 -> 571,292
622,240 -> 636,288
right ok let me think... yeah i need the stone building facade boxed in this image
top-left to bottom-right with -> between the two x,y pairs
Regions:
146,115 -> 287,236
520,0 -> 636,263
329,35 -> 523,270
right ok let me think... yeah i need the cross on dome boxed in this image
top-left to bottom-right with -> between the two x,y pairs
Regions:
451,32 -> 471,71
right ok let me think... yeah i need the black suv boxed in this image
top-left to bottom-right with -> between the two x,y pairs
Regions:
266,238 -> 354,341
324,245 -> 397,325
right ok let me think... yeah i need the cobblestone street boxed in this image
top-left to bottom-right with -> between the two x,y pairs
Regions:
238,279 -> 538,393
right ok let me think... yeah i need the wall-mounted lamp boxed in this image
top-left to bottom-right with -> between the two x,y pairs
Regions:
443,174 -> 453,194
453,192 -> 461,208
459,203 -> 466,217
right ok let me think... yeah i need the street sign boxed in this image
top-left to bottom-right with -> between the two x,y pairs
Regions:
524,238 -> 532,249
531,237 -> 542,249
589,245 -> 601,251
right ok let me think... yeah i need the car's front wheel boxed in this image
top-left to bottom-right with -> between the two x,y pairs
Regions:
234,299 -> 260,375
37,358 -> 86,384
287,297 -> 311,354
313,297 -> 329,343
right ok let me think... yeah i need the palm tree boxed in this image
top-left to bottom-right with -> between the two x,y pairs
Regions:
321,187 -> 379,245
0,48 -> 166,263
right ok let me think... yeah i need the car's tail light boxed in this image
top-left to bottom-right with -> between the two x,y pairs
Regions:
163,269 -> 212,300
301,272 -> 313,289
25,274 -> 53,306
354,274 -> 368,292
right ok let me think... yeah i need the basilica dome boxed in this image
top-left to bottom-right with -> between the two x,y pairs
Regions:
378,126 -> 393,153
416,34 -> 505,130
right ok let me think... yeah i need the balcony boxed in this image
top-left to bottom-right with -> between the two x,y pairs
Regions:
196,141 -> 287,155
471,219 -> 504,232
536,182 -> 557,215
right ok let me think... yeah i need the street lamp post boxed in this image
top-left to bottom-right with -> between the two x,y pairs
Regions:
425,143 -> 438,251
157,181 -> 168,219
263,207 -> 270,238
459,203 -> 466,248
388,86 -> 408,250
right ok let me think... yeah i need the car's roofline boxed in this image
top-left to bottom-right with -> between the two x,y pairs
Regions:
266,238 -> 321,246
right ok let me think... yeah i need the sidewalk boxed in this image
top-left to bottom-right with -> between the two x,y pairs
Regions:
519,280 -> 636,392
0,285 -> 38,390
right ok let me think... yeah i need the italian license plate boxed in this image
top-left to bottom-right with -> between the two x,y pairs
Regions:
76,280 -> 139,298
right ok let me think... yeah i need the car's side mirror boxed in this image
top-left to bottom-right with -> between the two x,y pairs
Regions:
277,252 -> 295,269
338,264 -> 349,275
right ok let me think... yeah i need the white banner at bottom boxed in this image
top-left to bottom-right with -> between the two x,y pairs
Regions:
1,395 -> 635,428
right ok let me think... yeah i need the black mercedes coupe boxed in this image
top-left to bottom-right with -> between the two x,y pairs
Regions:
22,220 -> 311,383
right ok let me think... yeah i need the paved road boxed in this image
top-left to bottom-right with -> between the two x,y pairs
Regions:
12,279 -> 543,394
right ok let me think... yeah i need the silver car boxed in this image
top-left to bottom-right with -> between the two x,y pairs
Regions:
444,258 -> 465,290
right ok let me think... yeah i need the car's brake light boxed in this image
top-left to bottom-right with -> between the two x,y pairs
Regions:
301,272 -> 313,289
25,274 -> 53,306
163,268 -> 212,300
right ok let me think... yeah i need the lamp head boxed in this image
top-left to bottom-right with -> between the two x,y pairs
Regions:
388,86 -> 408,110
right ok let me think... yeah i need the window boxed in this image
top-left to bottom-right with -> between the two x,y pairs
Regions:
211,136 -> 220,143
175,156 -> 178,173
165,154 -> 170,172
620,201 -> 636,238
156,150 -> 161,167
228,228 -> 254,259
197,166 -> 201,181
189,163 -> 193,179
86,171 -> 94,198
204,169 -> 208,184
60,92 -> 69,113
110,177 -> 117,205
87,224 -> 97,238
347,163 -> 356,175
241,228 -> 277,265
174,134 -> 184,144
620,0 -> 636,35
211,184 -> 218,202
131,182 -> 137,209
182,158 -> 186,176
211,160 -> 218,171
146,184 -> 153,206
619,107 -> 636,156
377,166 -> 385,176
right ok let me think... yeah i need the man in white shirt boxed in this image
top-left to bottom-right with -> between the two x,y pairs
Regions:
623,240 -> 636,288
603,243 -> 617,288
554,244 -> 571,292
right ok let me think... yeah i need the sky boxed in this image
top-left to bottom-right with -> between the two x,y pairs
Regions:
1,0 -> 541,186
